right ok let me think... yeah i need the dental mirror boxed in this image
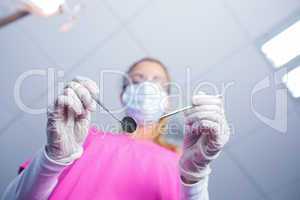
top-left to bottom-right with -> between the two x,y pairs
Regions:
121,116 -> 137,133
92,97 -> 137,133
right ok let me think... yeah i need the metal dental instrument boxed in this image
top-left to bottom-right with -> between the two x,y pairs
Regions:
159,105 -> 193,121
159,94 -> 222,119
92,97 -> 137,133
93,96 -> 194,133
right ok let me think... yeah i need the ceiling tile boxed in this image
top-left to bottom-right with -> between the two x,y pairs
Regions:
0,114 -> 43,194
0,29 -> 147,136
269,179 -> 300,200
0,0 -> 16,17
0,107 -> 16,131
67,29 -> 147,114
0,111 -> 47,163
104,0 -> 150,20
209,151 -> 264,199
0,24 -> 51,115
225,0 -> 300,38
128,0 -> 248,73
227,111 -> 300,193
16,0 -> 120,68
189,45 -> 274,144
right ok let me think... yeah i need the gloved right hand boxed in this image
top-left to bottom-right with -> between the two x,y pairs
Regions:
179,93 -> 230,183
46,77 -> 99,163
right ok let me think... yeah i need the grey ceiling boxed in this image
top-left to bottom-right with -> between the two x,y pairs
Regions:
0,0 -> 300,199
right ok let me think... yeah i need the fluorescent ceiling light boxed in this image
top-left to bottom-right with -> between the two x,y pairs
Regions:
282,66 -> 300,98
261,20 -> 300,68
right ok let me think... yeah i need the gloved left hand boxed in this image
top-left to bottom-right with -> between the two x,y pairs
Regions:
46,77 -> 98,164
179,93 -> 230,183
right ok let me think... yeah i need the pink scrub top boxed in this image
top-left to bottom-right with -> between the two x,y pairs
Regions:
20,127 -> 181,200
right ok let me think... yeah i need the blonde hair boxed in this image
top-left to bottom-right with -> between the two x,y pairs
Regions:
123,58 -> 179,153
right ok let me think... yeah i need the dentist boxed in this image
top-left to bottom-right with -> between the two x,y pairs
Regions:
2,58 -> 230,199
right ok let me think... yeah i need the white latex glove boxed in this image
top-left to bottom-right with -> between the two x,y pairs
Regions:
46,77 -> 99,164
22,0 -> 65,17
179,93 -> 230,183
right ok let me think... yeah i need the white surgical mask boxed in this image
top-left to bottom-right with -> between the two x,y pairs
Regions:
122,81 -> 168,125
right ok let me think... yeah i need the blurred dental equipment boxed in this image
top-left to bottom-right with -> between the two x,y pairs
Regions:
23,0 -> 65,16
0,0 -> 82,31
59,3 -> 82,32
0,0 -> 64,28
0,9 -> 30,28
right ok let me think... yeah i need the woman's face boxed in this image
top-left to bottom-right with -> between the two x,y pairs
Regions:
120,60 -> 171,118
128,61 -> 169,91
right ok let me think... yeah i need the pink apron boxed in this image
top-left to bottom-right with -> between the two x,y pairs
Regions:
20,127 -> 181,200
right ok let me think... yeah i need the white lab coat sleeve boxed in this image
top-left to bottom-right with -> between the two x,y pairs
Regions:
180,176 -> 209,200
1,148 -> 70,200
